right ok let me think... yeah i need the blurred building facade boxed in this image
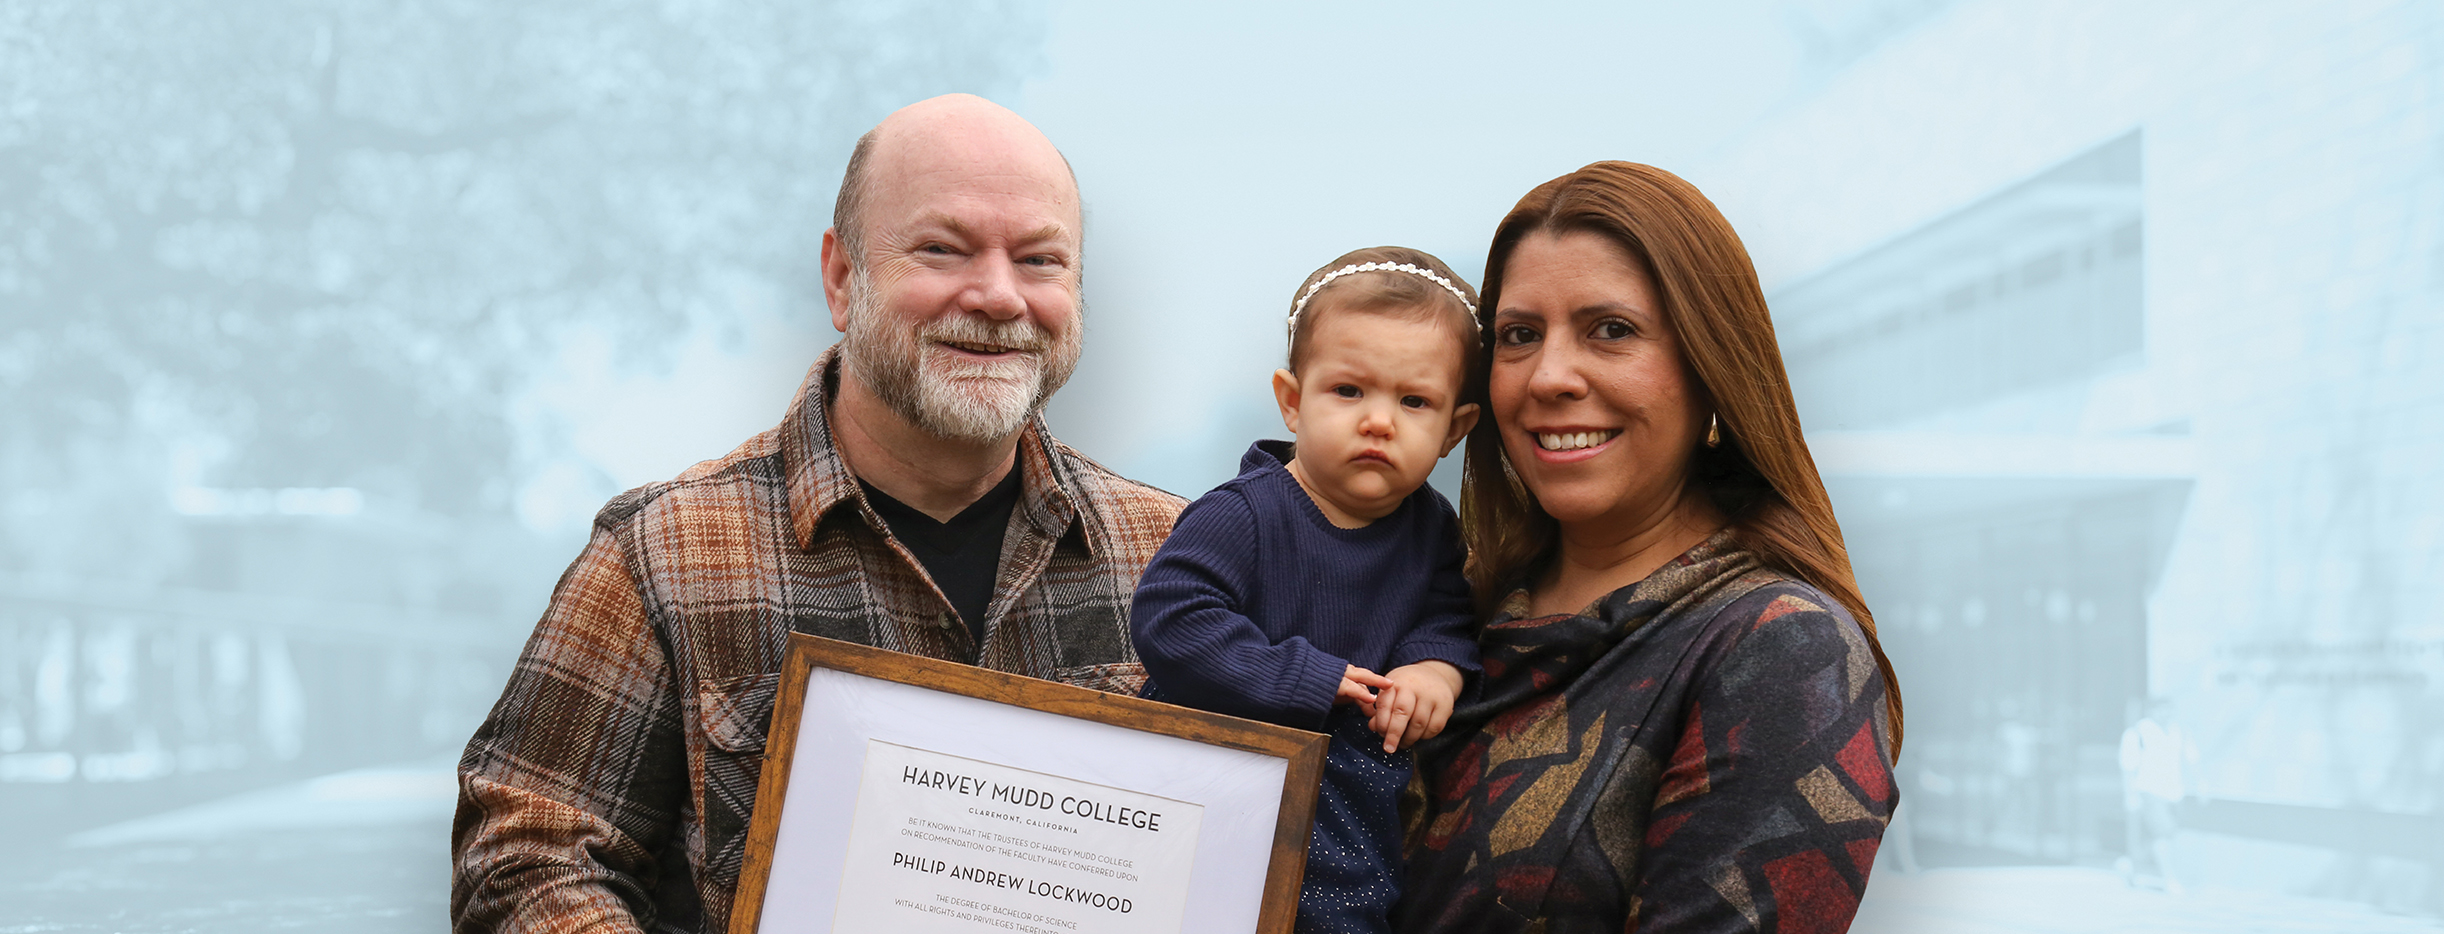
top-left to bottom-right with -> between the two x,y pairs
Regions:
1709,0 -> 2442,914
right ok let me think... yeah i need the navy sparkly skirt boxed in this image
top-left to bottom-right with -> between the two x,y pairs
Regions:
1297,706 -> 1411,934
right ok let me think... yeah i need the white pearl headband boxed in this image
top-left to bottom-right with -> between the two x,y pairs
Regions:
1286,261 -> 1479,342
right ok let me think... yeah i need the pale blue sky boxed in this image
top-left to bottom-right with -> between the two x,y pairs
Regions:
524,1 -> 1827,509
1023,1 -> 1812,495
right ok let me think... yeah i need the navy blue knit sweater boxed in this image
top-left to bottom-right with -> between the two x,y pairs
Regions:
1132,440 -> 1481,726
1132,440 -> 1479,934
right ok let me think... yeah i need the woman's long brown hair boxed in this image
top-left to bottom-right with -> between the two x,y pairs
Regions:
1459,161 -> 1904,756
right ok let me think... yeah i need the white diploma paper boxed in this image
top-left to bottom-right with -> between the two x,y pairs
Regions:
830,740 -> 1204,934
757,668 -> 1289,934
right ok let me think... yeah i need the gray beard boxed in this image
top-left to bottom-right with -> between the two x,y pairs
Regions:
838,269 -> 1082,445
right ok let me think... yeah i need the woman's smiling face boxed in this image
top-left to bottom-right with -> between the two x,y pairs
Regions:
1489,229 -> 1710,532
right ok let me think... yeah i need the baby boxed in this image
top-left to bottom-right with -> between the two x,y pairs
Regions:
1131,246 -> 1483,934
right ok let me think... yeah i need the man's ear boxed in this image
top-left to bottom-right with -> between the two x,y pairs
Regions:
1272,369 -> 1304,437
820,227 -> 854,333
1440,403 -> 1480,457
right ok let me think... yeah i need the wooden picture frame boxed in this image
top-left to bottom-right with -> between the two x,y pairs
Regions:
729,634 -> 1328,934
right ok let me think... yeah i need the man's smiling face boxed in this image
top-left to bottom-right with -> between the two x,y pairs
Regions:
834,100 -> 1084,444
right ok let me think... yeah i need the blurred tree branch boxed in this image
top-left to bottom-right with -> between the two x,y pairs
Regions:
0,0 -> 1045,590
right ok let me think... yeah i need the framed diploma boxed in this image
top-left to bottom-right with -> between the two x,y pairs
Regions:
729,634 -> 1329,934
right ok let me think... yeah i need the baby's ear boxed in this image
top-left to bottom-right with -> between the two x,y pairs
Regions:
1272,369 -> 1304,435
1441,403 -> 1480,456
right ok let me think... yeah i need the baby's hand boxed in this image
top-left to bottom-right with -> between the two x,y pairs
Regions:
1337,665 -> 1393,716
1369,661 -> 1464,753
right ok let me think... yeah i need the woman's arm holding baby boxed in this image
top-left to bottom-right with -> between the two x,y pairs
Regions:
1370,660 -> 1462,752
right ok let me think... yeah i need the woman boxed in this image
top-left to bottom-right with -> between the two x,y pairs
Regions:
1397,162 -> 1902,933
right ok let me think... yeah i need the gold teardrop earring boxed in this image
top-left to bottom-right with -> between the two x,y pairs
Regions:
1705,412 -> 1721,448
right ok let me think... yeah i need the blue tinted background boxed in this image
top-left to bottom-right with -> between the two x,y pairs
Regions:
4,1 -> 2439,930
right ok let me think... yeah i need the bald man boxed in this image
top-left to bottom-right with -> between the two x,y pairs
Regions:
451,95 -> 1185,934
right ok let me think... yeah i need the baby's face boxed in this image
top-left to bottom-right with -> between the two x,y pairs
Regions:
1277,310 -> 1478,524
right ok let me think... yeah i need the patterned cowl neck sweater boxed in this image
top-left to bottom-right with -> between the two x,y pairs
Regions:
1396,534 -> 1897,934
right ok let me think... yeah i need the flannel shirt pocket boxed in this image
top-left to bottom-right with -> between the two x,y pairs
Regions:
700,673 -> 777,755
696,672 -> 779,890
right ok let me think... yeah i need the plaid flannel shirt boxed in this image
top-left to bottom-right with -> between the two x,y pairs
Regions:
451,349 -> 1185,934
